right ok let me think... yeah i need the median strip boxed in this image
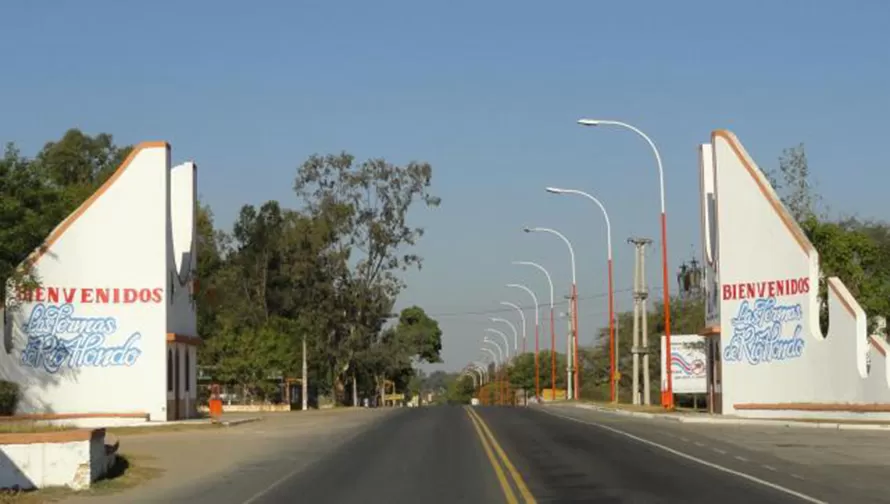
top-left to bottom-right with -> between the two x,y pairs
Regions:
465,407 -> 536,504
465,407 -> 517,503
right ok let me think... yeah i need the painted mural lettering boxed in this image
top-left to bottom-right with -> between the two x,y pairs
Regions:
721,277 -> 809,301
15,287 -> 164,304
724,297 -> 805,365
20,303 -> 142,373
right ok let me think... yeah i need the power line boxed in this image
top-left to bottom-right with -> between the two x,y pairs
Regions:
426,285 -> 665,318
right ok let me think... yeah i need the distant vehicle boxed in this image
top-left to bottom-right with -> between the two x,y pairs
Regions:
470,398 -> 480,406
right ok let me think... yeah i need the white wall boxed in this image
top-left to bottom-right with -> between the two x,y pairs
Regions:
706,131 -> 890,417
167,162 -> 198,339
0,143 -> 199,422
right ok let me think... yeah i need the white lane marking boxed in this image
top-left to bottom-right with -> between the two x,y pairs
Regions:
763,465 -> 778,472
792,474 -> 806,480
713,448 -> 727,455
538,409 -> 827,504
680,437 -> 690,442
735,455 -> 749,462
241,465 -> 305,504
693,441 -> 705,447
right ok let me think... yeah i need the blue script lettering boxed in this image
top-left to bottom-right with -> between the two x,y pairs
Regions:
20,303 -> 142,373
724,298 -> 805,365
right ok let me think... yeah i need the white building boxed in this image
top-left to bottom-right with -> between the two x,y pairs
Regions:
0,142 -> 200,423
697,131 -> 890,420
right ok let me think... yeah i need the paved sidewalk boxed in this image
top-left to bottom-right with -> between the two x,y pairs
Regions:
565,401 -> 890,431
62,408 -> 394,503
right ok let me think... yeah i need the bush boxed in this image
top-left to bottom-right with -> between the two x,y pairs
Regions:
0,381 -> 19,415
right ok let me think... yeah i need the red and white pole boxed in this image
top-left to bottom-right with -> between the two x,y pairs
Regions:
550,308 -> 556,400
572,283 -> 579,399
534,323 -> 540,399
661,212 -> 673,409
608,258 -> 616,403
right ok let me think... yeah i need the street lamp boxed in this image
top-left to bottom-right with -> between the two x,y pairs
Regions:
546,186 -> 616,403
484,337 -> 508,405
484,339 -> 504,365
472,361 -> 488,383
462,368 -> 478,388
485,329 -> 511,361
491,317 -> 518,353
577,118 -> 674,408
481,347 -> 501,405
507,284 -> 540,398
499,302 -> 527,354
524,227 -> 579,400
513,260 -> 557,401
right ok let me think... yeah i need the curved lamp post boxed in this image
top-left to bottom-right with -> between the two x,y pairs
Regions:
480,347 -> 501,404
499,302 -> 527,354
484,337 -> 508,405
545,186 -> 615,402
472,361 -> 488,384
462,369 -> 478,388
491,317 -> 518,354
524,227 -> 579,400
507,284 -> 539,398
484,337 -> 505,363
577,118 -> 673,409
485,329 -> 511,362
513,261 -> 557,401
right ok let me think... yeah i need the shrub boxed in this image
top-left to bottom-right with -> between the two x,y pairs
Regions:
0,381 -> 19,415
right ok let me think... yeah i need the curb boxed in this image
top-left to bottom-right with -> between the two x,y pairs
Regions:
572,403 -> 679,421
558,403 -> 890,431
214,417 -> 263,427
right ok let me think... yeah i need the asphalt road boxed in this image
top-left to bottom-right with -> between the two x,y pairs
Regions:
225,405 -> 841,504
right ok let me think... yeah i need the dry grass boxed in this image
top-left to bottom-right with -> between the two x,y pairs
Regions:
577,400 -> 677,414
0,454 -> 163,503
0,423 -> 74,434
106,422 -> 223,437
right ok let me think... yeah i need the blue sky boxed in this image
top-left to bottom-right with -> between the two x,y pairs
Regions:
2,1 -> 888,371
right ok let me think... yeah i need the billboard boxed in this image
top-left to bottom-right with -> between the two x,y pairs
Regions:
661,334 -> 707,394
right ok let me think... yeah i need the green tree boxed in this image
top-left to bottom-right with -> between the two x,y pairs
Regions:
293,152 -> 441,403
0,130 -> 132,300
446,374 -> 476,404
764,143 -> 890,333
505,352 -> 536,391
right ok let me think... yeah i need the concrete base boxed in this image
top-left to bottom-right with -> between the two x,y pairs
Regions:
0,429 -> 114,490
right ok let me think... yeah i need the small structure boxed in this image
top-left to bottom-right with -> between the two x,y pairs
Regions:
0,142 -> 200,424
0,428 -> 116,490
697,131 -> 890,419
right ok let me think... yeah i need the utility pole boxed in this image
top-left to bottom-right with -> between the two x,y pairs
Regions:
641,244 -> 651,406
301,336 -> 308,411
628,237 -> 652,406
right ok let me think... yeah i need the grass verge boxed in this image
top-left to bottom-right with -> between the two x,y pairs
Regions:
0,423 -> 74,434
107,422 -> 224,437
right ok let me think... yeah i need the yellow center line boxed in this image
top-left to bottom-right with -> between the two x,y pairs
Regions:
467,407 -> 537,504
465,406 -> 518,504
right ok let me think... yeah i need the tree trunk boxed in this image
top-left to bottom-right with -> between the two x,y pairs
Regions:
352,373 -> 358,407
